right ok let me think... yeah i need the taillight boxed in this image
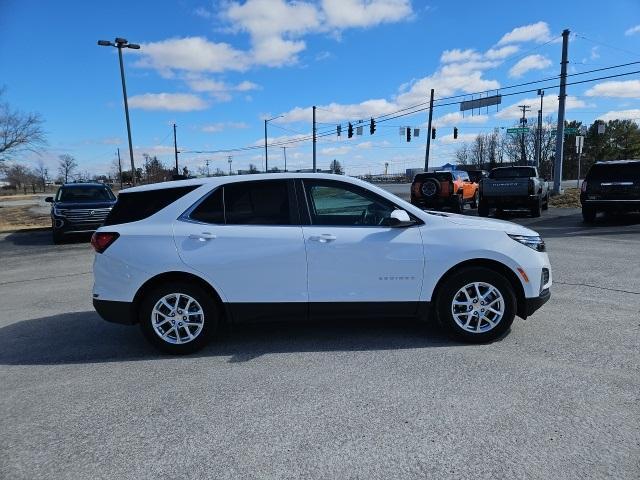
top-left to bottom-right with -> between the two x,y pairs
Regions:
91,232 -> 120,253
581,180 -> 587,193
411,182 -> 421,196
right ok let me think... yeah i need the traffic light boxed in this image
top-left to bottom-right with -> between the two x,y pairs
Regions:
431,127 -> 436,140
337,125 -> 342,137
369,118 -> 376,135
406,127 -> 411,142
453,127 -> 458,139
348,122 -> 354,138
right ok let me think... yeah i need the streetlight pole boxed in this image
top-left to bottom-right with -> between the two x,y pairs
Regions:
282,146 -> 287,172
264,114 -> 284,173
98,37 -> 140,186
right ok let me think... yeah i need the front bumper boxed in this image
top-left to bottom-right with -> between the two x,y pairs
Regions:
93,298 -> 135,325
522,288 -> 550,318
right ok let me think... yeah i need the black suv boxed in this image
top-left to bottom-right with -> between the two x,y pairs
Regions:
46,183 -> 117,243
580,160 -> 640,223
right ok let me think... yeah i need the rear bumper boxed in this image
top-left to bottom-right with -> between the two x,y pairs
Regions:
581,198 -> 640,210
93,298 -> 135,325
482,194 -> 541,208
522,289 -> 550,318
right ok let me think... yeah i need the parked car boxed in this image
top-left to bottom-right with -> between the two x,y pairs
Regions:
479,166 -> 549,217
581,160 -> 640,223
91,173 -> 551,354
46,183 -> 116,243
467,169 -> 489,184
410,170 -> 479,213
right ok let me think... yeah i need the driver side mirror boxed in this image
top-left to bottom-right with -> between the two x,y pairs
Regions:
45,197 -> 54,203
388,209 -> 414,228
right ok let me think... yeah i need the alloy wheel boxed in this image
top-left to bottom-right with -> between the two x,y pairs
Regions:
151,293 -> 205,344
451,282 -> 505,333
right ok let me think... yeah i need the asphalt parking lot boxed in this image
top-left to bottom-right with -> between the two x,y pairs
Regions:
1,208 -> 639,479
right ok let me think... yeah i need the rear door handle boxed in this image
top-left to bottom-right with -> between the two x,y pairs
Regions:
189,232 -> 216,241
309,234 -> 337,243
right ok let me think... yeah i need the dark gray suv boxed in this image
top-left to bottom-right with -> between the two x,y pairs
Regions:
46,183 -> 116,243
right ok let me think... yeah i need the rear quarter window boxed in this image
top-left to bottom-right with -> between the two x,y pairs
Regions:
104,185 -> 200,226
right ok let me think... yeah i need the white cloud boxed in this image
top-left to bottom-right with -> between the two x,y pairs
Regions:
201,122 -> 249,133
484,45 -> 519,60
322,0 -> 412,28
508,54 -> 552,78
321,145 -> 352,155
585,80 -> 640,98
129,93 -> 209,111
597,109 -> 640,122
497,21 -> 551,45
495,96 -> 589,120
625,25 -> 640,36
185,76 -> 260,101
193,6 -> 213,19
434,112 -> 488,127
136,37 -> 250,73
441,49 -> 481,63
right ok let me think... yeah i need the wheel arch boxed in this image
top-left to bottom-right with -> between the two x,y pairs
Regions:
132,271 -> 229,324
431,258 -> 527,319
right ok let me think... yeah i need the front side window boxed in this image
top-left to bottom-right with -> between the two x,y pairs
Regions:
304,181 -> 395,226
225,180 -> 291,225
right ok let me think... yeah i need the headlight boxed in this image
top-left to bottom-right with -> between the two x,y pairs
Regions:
508,234 -> 546,252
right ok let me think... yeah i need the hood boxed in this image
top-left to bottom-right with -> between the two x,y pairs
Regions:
54,201 -> 116,209
441,212 -> 539,236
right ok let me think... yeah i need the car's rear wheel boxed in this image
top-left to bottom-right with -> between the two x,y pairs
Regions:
139,282 -> 219,354
437,267 -> 516,343
530,198 -> 542,217
452,194 -> 464,214
582,206 -> 597,223
542,194 -> 549,210
52,226 -> 63,244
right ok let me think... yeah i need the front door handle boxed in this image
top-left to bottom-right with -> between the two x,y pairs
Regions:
309,234 -> 337,243
189,232 -> 216,241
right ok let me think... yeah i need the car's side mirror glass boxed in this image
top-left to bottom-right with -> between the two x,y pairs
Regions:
45,197 -> 53,203
387,209 -> 414,227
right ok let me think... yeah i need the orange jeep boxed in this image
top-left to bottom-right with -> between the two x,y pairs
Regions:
411,170 -> 479,213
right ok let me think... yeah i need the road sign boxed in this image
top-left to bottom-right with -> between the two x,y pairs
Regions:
460,94 -> 502,112
564,127 -> 579,134
576,135 -> 584,154
507,127 -> 529,134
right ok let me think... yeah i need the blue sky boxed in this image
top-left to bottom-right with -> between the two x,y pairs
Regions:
2,0 -> 640,177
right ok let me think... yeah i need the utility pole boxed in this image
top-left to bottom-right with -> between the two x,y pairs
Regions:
312,105 -> 317,173
228,156 -> 232,175
173,123 -> 179,175
264,119 -> 268,172
553,29 -> 570,194
536,90 -> 544,169
282,146 -> 287,172
205,158 -> 210,177
424,89 -> 435,171
518,105 -> 531,165
116,148 -> 123,189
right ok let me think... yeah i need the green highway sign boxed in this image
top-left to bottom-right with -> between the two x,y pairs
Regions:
507,127 -> 529,134
550,128 -> 579,135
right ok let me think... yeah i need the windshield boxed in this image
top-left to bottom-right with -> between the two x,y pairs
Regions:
56,186 -> 115,202
489,167 -> 536,179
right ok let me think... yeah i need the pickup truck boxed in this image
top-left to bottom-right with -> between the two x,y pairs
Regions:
478,166 -> 549,217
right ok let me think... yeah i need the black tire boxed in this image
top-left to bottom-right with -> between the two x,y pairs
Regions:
421,179 -> 440,198
542,194 -> 549,210
52,229 -> 63,244
470,190 -> 479,209
582,206 -> 597,223
478,199 -> 490,217
139,282 -> 219,354
452,194 -> 464,214
436,267 -> 517,343
530,198 -> 542,217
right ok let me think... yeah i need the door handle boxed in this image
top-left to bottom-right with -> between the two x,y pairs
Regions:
309,234 -> 337,243
189,232 -> 216,241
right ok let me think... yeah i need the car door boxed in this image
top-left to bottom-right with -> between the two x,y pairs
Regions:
300,179 -> 424,318
173,179 -> 308,321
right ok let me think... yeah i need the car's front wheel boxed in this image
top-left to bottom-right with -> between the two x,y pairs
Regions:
139,282 -> 219,354
437,267 -> 516,343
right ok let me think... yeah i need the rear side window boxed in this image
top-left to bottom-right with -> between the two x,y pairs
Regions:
414,172 -> 453,183
189,188 -> 224,224
225,180 -> 291,225
489,167 -> 536,179
104,185 -> 200,226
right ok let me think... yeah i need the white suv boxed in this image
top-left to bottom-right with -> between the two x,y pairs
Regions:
92,173 -> 551,354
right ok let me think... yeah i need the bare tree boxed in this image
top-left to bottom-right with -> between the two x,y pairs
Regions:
58,154 -> 78,183
0,88 -> 47,160
455,143 -> 471,165
34,159 -> 49,191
